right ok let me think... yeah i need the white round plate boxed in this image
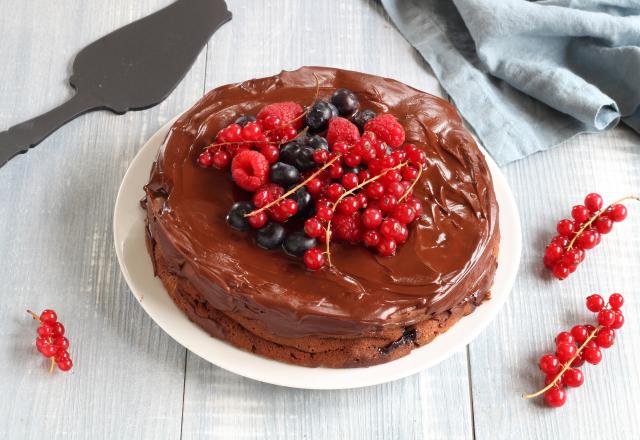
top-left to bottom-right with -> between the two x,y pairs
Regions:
114,117 -> 521,390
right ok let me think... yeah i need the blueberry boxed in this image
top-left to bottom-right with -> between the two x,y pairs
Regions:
331,88 -> 359,116
343,166 -> 360,175
279,141 -> 301,165
305,100 -> 338,132
308,135 -> 329,151
269,162 -> 300,187
283,231 -> 317,257
226,201 -> 254,231
293,146 -> 315,171
234,115 -> 257,127
255,222 -> 287,250
289,187 -> 313,216
352,109 -> 377,133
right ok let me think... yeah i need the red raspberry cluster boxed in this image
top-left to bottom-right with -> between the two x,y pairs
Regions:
544,193 -> 634,280
196,89 -> 428,271
27,309 -> 73,373
526,293 -> 624,407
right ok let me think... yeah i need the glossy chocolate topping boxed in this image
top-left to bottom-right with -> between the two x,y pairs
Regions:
144,67 -> 499,339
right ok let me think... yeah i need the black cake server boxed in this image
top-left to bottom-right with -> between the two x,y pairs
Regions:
0,0 -> 231,168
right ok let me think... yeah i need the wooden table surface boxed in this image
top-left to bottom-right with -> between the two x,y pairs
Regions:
1,1 -> 638,439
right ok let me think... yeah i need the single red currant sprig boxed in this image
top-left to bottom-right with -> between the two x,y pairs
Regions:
544,194 -> 639,280
27,309 -> 73,373
523,293 -> 624,407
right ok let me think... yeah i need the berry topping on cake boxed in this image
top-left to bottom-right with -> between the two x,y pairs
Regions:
197,88 -> 426,271
326,117 -> 361,147
364,113 -> 406,148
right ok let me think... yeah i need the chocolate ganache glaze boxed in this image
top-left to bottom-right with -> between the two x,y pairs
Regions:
144,67 -> 499,339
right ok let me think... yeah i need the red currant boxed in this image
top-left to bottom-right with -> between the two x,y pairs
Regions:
52,322 -> 65,336
586,294 -> 605,312
555,332 -> 575,346
280,199 -> 298,217
52,336 -> 69,350
344,153 -> 362,168
597,309 -> 616,327
40,310 -> 57,324
241,122 -> 262,141
248,211 -> 268,229
582,347 -> 602,365
306,178 -> 324,196
544,243 -> 564,262
366,182 -> 385,200
563,368 -> 584,388
304,218 -> 324,238
363,230 -> 381,247
316,206 -> 334,222
556,219 -> 574,237
386,181 -> 405,198
595,327 -> 615,348
392,204 -> 416,225
198,151 -> 214,168
356,193 -> 368,209
377,237 -> 397,256
577,229 -> 599,249
328,163 -> 344,180
341,173 -> 359,190
609,293 -> 624,310
401,166 -> 418,181
539,354 -> 561,375
584,193 -> 603,212
570,325 -> 589,344
37,325 -> 54,338
571,205 -> 590,223
552,263 -> 570,280
544,386 -> 567,408
260,145 -> 280,164
361,208 -> 383,230
262,115 -> 282,131
326,183 -> 345,202
313,149 -> 329,164
608,204 -> 627,222
610,310 -> 624,329
379,195 -> 398,213
594,215 -> 613,234
556,342 -> 577,363
57,358 -> 73,372
337,197 -> 359,215
303,248 -> 325,270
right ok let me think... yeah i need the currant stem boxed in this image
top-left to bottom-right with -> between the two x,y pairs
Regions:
26,310 -> 41,322
324,161 -> 409,267
245,155 -> 342,217
49,356 -> 55,374
398,164 -> 423,203
567,195 -> 640,251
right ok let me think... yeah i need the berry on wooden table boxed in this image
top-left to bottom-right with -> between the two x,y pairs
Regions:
27,309 -> 73,373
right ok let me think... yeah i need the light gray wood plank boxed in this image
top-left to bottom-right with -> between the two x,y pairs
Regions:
181,1 -> 472,439
469,126 -> 640,440
0,0 -> 207,438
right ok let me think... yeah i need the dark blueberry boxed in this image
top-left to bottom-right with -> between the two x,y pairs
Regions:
283,231 -> 318,257
331,88 -> 359,116
226,201 -> 254,231
343,166 -> 360,175
279,141 -> 301,165
269,162 -> 300,187
234,115 -> 257,127
308,135 -> 329,151
352,109 -> 377,133
304,100 -> 338,132
293,146 -> 316,171
255,222 -> 287,250
289,187 -> 313,216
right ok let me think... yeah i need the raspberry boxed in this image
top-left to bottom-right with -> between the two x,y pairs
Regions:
326,117 -> 360,147
257,102 -> 304,129
332,213 -> 362,244
364,114 -> 405,148
231,150 -> 269,192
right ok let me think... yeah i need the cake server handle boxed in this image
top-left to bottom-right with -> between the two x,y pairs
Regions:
0,92 -> 99,168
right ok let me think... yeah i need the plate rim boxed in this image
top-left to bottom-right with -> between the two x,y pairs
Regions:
113,116 -> 521,390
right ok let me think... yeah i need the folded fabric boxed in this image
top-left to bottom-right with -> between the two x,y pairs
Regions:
382,0 -> 640,165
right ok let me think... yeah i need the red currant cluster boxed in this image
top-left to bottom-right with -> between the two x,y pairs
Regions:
525,293 -> 624,407
302,135 -> 426,269
196,101 -> 303,170
27,309 -> 73,373
543,193 -> 635,280
199,88 -> 429,271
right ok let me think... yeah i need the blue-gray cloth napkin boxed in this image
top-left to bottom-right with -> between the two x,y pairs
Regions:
382,0 -> 640,165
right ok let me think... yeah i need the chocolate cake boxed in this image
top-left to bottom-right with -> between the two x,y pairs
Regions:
142,67 -> 499,368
